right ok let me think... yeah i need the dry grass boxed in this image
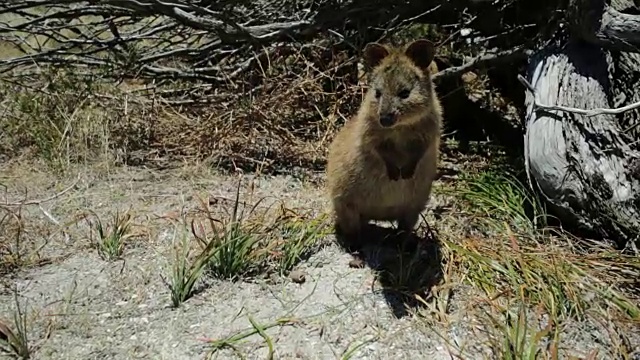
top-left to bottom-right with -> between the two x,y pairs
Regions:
433,231 -> 640,358
410,172 -> 640,359
0,205 -> 25,275
0,204 -> 49,276
0,67 -> 154,172
202,316 -> 299,360
0,43 -> 362,175
0,293 -> 31,359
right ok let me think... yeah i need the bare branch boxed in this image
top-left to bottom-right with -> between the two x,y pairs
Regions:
518,74 -> 640,117
3,176 -> 80,207
433,47 -> 531,82
0,0 -> 557,106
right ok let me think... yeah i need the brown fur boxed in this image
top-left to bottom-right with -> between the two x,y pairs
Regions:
427,60 -> 439,75
357,57 -> 438,86
326,39 -> 443,245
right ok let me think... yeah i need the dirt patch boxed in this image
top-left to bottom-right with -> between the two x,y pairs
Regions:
1,162 -> 639,359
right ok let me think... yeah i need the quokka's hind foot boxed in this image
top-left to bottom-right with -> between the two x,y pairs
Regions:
397,210 -> 421,235
333,204 -> 366,253
395,209 -> 422,250
334,223 -> 365,251
335,223 -> 368,269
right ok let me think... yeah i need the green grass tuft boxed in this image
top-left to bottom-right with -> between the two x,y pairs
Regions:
86,209 -> 134,261
456,171 -> 547,232
165,181 -> 330,306
0,294 -> 31,359
272,212 -> 330,276
192,182 -> 329,282
203,316 -> 297,360
166,221 -> 220,308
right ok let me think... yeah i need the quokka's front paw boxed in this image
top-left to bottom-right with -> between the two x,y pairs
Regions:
387,166 -> 401,180
399,165 -> 417,179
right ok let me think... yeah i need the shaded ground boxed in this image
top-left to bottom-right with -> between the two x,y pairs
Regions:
1,157 -> 638,360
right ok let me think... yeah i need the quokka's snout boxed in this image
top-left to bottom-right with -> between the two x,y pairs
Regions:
379,113 -> 396,127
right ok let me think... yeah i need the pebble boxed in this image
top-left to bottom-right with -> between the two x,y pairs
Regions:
289,269 -> 306,283
348,257 -> 365,268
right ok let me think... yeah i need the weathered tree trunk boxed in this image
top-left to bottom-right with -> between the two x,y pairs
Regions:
523,0 -> 640,246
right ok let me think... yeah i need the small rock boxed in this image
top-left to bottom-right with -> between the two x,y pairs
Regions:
269,273 -> 280,284
289,270 -> 306,283
349,257 -> 365,268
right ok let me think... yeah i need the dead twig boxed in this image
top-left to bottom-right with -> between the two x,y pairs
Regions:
518,74 -> 640,117
433,47 -> 531,82
3,176 -> 80,207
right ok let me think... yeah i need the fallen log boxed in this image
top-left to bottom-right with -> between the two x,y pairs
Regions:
522,0 -> 640,248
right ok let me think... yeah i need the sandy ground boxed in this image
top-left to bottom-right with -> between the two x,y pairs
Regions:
1,163 -> 638,360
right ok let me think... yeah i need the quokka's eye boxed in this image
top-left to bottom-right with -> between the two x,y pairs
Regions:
398,89 -> 410,99
375,89 -> 382,98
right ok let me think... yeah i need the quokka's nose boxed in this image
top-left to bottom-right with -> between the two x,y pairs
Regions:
380,113 -> 395,127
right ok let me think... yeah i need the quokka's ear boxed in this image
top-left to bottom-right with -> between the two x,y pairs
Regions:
363,42 -> 390,69
404,39 -> 436,71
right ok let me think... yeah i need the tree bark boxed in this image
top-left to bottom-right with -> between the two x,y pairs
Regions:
523,0 -> 640,245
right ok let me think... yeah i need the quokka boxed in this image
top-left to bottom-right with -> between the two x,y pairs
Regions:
326,39 -> 443,249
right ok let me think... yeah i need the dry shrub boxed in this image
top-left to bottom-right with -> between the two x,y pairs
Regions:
0,67 -> 157,170
1,43 -> 362,174
149,43 -> 363,173
0,204 -> 50,275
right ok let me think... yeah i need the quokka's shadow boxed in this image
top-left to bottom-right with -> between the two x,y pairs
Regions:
335,221 -> 443,318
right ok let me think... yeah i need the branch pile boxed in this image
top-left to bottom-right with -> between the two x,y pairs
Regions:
0,0 -> 560,173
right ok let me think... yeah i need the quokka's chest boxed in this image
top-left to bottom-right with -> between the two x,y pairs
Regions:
357,171 -> 432,215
